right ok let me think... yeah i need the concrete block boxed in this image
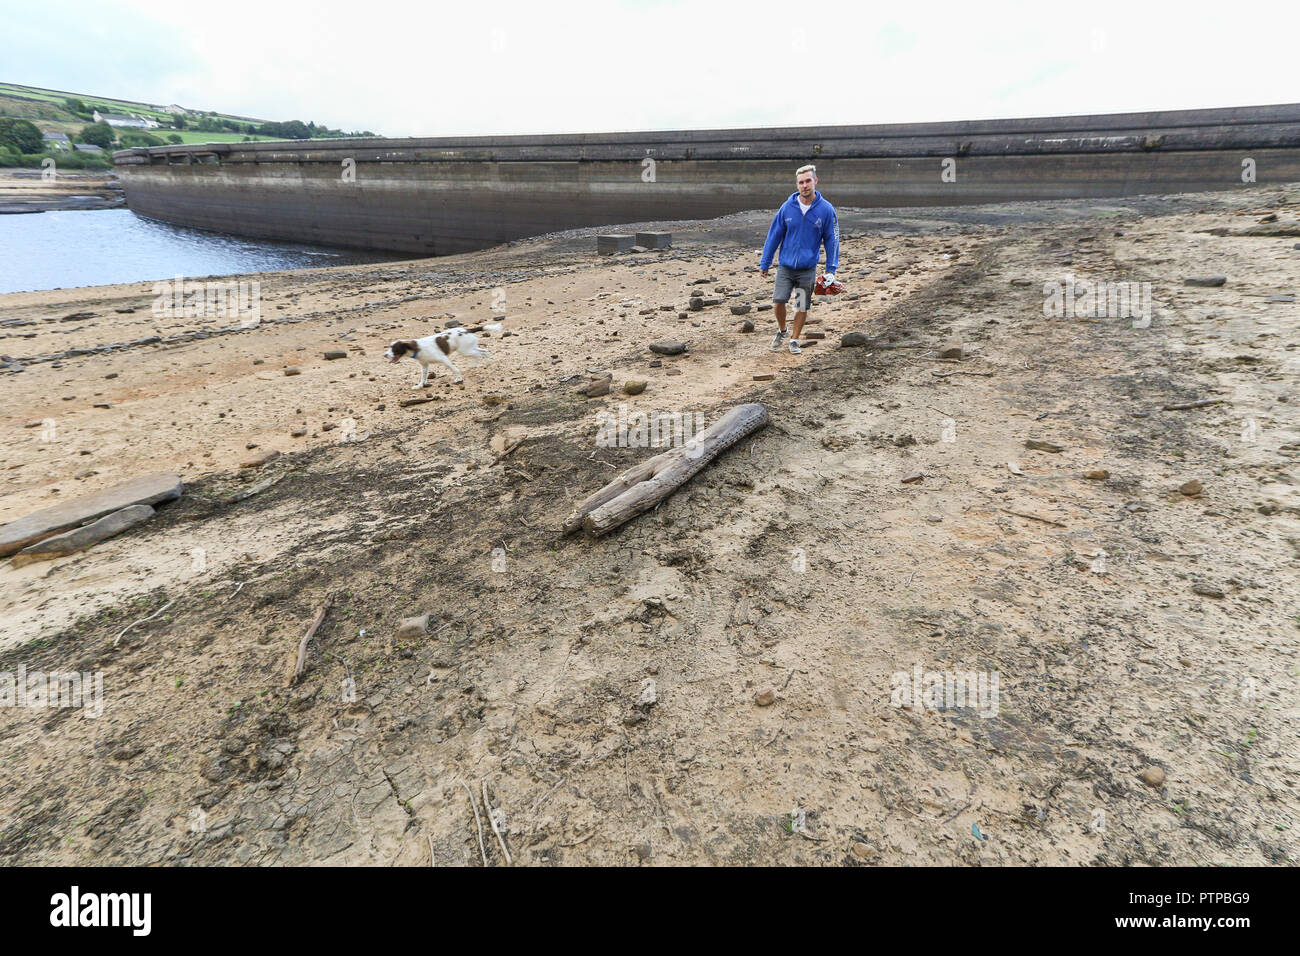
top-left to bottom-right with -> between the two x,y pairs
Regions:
635,231 -> 672,249
597,234 -> 634,256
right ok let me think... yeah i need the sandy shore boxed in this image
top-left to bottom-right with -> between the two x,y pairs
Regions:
0,187 -> 1296,865
0,169 -> 125,213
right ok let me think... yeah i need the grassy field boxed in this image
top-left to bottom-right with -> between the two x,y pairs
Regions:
1,82 -> 370,151
0,82 -> 256,123
138,130 -> 281,145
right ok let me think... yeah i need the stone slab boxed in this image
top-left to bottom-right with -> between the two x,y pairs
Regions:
11,504 -> 156,566
0,473 -> 181,557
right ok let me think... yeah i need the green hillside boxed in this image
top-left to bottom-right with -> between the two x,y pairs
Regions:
0,82 -> 377,155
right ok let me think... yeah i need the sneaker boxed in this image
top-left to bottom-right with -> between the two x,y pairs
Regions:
770,329 -> 788,350
788,339 -> 802,354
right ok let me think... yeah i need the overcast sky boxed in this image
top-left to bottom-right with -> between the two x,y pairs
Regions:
7,0 -> 1299,137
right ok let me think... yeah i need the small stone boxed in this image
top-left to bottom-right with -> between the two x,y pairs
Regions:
283,366 -> 301,376
395,614 -> 430,639
901,472 -> 924,484
850,842 -> 877,861
753,373 -> 775,382
1184,276 -> 1227,287
754,688 -> 776,706
1192,582 -> 1225,599
938,340 -> 964,360
240,450 -> 281,469
1084,469 -> 1110,480
1179,479 -> 1203,496
323,350 -> 347,360
582,377 -> 611,397
841,331 -> 869,347
730,304 -> 752,315
649,341 -> 687,356
1024,439 -> 1065,453
740,320 -> 755,332
623,380 -> 647,395
291,429 -> 307,438
1139,767 -> 1166,788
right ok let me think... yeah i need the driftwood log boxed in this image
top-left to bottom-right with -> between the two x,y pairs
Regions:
287,593 -> 333,685
563,402 -> 768,537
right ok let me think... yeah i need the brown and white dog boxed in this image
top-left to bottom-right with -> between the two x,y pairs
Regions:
385,323 -> 502,388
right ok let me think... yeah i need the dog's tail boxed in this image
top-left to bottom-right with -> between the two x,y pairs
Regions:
459,322 -> 503,334
481,322 -> 503,333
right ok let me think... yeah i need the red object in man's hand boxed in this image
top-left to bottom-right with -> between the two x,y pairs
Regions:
814,274 -> 844,296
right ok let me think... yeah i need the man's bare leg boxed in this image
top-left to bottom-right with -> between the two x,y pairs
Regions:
774,302 -> 787,331
791,310 -> 808,341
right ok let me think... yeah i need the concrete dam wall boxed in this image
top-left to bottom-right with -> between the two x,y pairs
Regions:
114,104 -> 1300,256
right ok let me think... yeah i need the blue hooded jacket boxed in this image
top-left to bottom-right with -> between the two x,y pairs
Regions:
759,190 -> 839,273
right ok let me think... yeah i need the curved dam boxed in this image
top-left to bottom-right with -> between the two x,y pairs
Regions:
113,104 -> 1300,256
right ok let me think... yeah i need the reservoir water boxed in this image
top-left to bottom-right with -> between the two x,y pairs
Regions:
0,209 -> 410,295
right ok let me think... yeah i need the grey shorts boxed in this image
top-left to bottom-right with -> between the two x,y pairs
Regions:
773,264 -> 815,308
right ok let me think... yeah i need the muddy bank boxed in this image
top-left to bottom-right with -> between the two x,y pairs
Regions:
0,185 -> 1297,866
0,169 -> 125,213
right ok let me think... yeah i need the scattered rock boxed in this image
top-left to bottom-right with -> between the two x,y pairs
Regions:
582,376 -> 612,397
396,614 -> 430,639
1192,582 -> 1225,599
649,341 -> 687,356
1139,767 -> 1166,788
938,340 -> 964,360
730,304 -> 751,315
283,366 -> 301,376
1178,479 -> 1204,497
740,320 -> 755,332
1024,439 -> 1065,453
754,688 -> 776,707
323,350 -> 347,360
753,373 -> 775,382
901,472 -> 924,484
240,450 -> 281,469
841,331 -> 869,347
850,842 -> 877,861
623,380 -> 647,396
1184,276 -> 1227,287
1084,469 -> 1110,480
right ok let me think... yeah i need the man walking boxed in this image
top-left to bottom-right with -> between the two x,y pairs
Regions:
760,164 -> 840,354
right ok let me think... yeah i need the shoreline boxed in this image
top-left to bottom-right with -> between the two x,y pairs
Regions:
0,169 -> 125,213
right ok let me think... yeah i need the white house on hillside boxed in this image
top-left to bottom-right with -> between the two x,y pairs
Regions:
92,110 -> 159,130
